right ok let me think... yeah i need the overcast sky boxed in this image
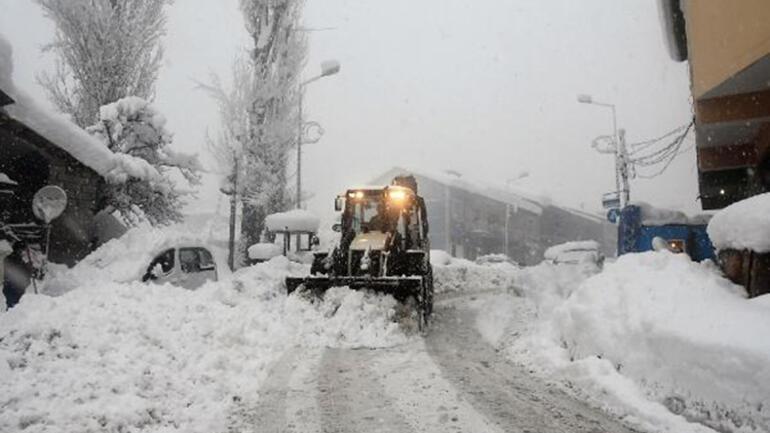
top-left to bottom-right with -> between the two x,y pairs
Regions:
1,0 -> 700,221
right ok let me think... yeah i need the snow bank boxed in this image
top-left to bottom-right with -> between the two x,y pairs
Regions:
264,209 -> 320,232
285,286 -> 412,348
510,252 -> 770,433
43,226 -> 191,294
247,242 -> 283,261
0,251 -> 414,432
0,260 -> 291,433
431,250 -> 519,294
708,193 -> 770,253
543,240 -> 599,261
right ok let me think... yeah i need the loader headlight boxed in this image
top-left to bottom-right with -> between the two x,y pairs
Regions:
349,191 -> 365,200
388,189 -> 407,202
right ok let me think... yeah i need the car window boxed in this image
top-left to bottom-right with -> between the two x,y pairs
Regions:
180,247 -> 214,273
144,248 -> 175,281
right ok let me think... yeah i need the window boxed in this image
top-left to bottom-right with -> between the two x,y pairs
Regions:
143,248 -> 174,281
179,247 -> 215,273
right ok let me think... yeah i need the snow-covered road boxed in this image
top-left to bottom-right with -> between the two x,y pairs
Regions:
237,291 -> 639,433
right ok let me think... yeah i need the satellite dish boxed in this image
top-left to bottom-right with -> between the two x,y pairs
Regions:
32,185 -> 67,224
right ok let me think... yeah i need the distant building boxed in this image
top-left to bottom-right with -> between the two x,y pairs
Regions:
372,167 -> 615,265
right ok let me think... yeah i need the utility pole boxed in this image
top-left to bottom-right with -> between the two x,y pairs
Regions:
227,157 -> 238,270
296,90 -> 303,208
577,94 -> 630,211
296,60 -> 340,209
617,128 -> 631,207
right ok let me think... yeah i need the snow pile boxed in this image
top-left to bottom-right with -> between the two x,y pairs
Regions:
285,286 -> 412,348
265,209 -> 320,232
510,252 -> 770,433
708,193 -> 770,253
43,222 -> 234,296
543,240 -> 600,261
0,250 -> 414,432
431,250 -> 519,294
515,261 -> 597,314
247,242 -> 283,261
0,261 -> 291,433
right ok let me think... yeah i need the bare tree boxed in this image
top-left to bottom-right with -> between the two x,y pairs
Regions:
35,0 -> 171,127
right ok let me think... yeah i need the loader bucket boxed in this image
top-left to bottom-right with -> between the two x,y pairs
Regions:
286,275 -> 423,299
285,275 -> 430,331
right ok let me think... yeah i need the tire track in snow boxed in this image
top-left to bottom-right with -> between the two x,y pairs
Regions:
373,340 -> 506,433
227,347 -> 323,433
317,347 -> 415,433
425,299 -> 642,433
285,347 -> 323,433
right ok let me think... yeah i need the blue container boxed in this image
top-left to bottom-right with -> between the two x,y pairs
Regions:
618,205 -> 715,261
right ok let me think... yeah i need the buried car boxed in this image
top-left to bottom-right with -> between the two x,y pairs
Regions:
544,240 -> 604,269
142,245 -> 218,289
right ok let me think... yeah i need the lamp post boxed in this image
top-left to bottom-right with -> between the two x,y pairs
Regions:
577,94 -> 629,208
504,171 -> 529,258
296,59 -> 340,209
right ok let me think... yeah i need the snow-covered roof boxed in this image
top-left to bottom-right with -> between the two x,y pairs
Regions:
707,192 -> 770,253
630,201 -> 712,226
3,92 -> 119,177
0,34 -> 162,184
374,166 -> 544,215
265,209 -> 320,233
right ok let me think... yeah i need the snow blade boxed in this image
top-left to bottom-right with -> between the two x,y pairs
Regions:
286,275 -> 423,299
286,275 -> 430,331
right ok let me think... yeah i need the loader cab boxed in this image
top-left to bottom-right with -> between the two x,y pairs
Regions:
336,185 -> 428,251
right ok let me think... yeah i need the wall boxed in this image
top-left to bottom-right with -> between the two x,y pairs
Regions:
685,0 -> 770,99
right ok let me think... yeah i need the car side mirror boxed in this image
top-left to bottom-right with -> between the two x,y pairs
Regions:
334,196 -> 344,211
311,235 -> 321,246
332,223 -> 342,232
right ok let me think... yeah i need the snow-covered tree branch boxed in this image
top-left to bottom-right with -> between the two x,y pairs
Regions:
88,97 -> 202,226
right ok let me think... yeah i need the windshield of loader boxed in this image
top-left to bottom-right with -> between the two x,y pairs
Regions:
349,192 -> 387,233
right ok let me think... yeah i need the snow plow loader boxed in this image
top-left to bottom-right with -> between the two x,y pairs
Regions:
285,176 -> 434,329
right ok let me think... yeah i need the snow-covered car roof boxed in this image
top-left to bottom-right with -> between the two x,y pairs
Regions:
544,240 -> 600,261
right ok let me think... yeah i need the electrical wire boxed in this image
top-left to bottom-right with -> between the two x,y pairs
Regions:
632,121 -> 694,179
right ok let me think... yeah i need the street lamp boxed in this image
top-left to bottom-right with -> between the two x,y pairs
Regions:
504,171 -> 529,258
296,60 -> 340,208
577,93 -> 629,208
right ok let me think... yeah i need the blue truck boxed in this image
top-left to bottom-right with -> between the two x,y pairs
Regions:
616,203 -> 715,262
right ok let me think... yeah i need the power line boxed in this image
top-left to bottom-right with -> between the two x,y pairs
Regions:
633,121 -> 694,179
627,123 -> 689,156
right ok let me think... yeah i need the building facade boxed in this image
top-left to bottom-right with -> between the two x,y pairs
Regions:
1,87 -> 123,266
